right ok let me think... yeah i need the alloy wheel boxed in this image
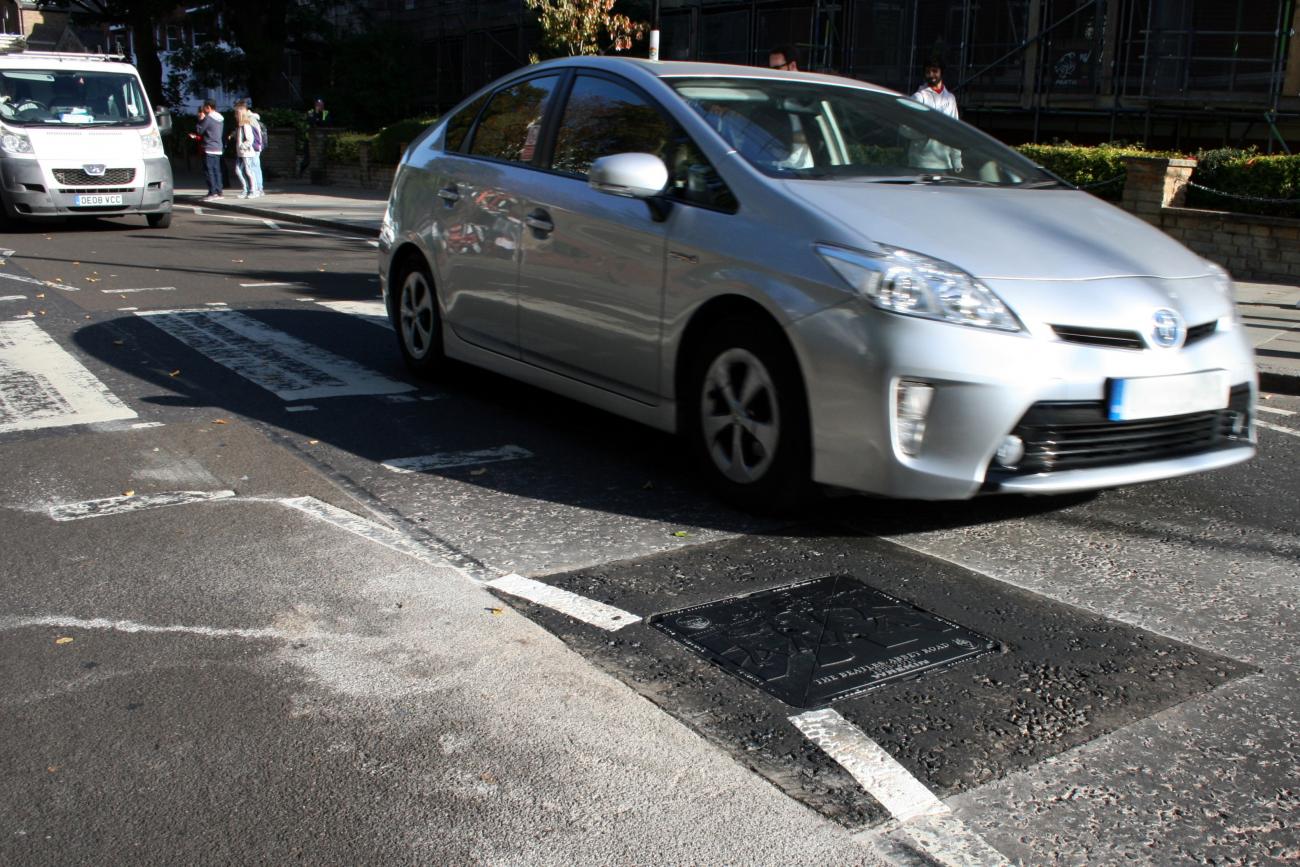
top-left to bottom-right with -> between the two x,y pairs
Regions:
700,347 -> 781,484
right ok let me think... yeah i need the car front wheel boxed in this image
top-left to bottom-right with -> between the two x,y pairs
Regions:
392,256 -> 444,378
687,316 -> 813,511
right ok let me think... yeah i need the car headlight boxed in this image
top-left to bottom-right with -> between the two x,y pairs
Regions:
1,129 -> 33,156
140,129 -> 164,156
1203,259 -> 1240,328
817,243 -> 1023,332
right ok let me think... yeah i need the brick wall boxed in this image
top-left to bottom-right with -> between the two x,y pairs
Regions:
1119,156 -> 1300,284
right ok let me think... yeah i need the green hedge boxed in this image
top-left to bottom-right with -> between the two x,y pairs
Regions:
372,117 -> 437,164
324,131 -> 376,163
1014,143 -> 1179,201
1186,147 -> 1300,218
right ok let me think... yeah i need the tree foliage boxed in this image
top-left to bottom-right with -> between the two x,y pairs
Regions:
525,0 -> 647,60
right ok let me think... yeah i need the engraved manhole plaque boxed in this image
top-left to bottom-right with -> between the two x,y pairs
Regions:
651,575 -> 996,708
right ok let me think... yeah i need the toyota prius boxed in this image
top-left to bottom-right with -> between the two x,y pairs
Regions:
378,57 -> 1255,507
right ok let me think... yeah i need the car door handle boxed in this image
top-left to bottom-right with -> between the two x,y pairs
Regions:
437,186 -> 460,203
524,210 -> 554,233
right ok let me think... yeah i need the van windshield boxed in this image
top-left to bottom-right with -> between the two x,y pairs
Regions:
669,76 -> 1059,188
0,69 -> 151,127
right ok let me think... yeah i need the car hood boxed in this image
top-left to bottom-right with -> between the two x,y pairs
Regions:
783,182 -> 1210,281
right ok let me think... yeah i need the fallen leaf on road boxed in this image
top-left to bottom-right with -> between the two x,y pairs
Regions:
212,419 -> 228,425
169,369 -> 181,377
672,530 -> 690,537
308,439 -> 319,444
486,607 -> 503,615
122,490 -> 135,497
34,292 -> 43,298
72,261 -> 80,266
55,637 -> 74,645
47,766 -> 59,773
112,340 -> 124,346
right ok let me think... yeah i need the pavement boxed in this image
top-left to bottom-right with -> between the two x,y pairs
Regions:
173,169 -> 1300,395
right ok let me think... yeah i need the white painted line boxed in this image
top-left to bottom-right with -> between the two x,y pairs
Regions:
791,708 -> 947,822
382,445 -> 533,474
275,496 -> 465,573
1258,420 -> 1300,438
135,308 -> 415,400
315,299 -> 392,330
0,614 -> 281,642
204,302 -> 228,307
13,312 -> 36,319
0,248 -> 15,257
49,489 -> 236,521
130,421 -> 166,429
1258,404 -> 1295,416
0,319 -> 136,433
240,282 -> 303,288
792,709 -> 1009,865
0,270 -> 80,292
285,404 -> 317,412
116,306 -> 139,311
486,573 -> 641,631
0,295 -> 25,302
103,287 -> 176,294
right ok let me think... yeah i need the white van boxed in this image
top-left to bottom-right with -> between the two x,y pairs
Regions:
0,37 -> 173,228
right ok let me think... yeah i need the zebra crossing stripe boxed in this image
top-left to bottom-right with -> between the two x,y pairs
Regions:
136,308 -> 415,401
314,299 -> 392,330
49,490 -> 236,521
381,446 -> 533,474
0,319 -> 136,433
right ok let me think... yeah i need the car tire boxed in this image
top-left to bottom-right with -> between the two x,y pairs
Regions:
685,314 -> 814,511
391,255 -> 444,379
146,212 -> 171,229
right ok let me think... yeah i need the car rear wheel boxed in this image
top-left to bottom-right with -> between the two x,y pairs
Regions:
392,256 -> 444,378
687,315 -> 814,511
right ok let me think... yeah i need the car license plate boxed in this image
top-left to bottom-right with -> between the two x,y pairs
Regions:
74,194 -> 123,206
1107,370 -> 1230,421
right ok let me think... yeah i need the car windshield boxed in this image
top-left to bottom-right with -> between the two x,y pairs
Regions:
0,69 -> 151,127
668,76 -> 1059,188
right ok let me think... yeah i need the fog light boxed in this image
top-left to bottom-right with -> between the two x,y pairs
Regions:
894,379 -> 935,457
995,435 -> 1025,467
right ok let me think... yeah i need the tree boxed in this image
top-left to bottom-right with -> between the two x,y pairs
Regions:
525,0 -> 647,60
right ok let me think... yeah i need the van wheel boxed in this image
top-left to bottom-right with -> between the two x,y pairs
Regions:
147,212 -> 171,228
685,314 -> 814,512
392,255 -> 444,379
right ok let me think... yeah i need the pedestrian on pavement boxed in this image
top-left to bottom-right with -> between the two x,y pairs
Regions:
188,99 -> 224,199
299,97 -> 330,178
234,98 -> 265,197
908,59 -> 963,172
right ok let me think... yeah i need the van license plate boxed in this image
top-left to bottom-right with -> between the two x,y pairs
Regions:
74,194 -> 123,206
1107,369 -> 1230,421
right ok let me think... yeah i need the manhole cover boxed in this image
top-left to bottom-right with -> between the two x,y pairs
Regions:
651,575 -> 995,708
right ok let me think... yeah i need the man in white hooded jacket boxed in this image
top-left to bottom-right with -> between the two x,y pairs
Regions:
909,60 -> 963,172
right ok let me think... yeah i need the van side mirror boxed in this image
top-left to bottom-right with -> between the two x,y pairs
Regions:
154,108 -> 172,133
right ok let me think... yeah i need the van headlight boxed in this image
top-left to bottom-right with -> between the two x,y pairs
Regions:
1,129 -> 33,155
140,129 -> 164,156
817,243 -> 1023,332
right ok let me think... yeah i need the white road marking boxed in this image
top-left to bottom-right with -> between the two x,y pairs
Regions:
486,573 -> 641,631
136,308 -> 415,400
285,404 -> 317,412
262,219 -> 279,229
204,302 -> 227,307
0,320 -> 136,433
0,295 -> 25,302
792,709 -> 1009,866
116,306 -> 139,311
49,489 -> 236,521
0,614 -> 281,642
0,270 -> 80,291
104,287 -> 176,294
1257,404 -> 1295,416
314,299 -> 392,330
0,248 -> 15,257
382,445 -> 533,474
1258,420 -> 1300,438
275,495 -> 473,574
240,282 -> 303,288
130,421 -> 165,429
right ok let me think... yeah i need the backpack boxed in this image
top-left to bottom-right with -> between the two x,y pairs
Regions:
251,119 -> 266,153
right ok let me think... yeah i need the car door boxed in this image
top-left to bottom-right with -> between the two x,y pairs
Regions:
511,72 -> 676,403
432,74 -> 562,358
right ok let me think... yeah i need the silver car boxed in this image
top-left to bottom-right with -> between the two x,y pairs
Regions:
378,57 -> 1255,506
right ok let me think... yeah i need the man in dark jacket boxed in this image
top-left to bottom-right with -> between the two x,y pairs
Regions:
188,100 -> 224,198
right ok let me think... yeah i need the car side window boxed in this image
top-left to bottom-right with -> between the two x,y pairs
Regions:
444,93 -> 489,153
664,131 -> 738,213
467,75 -> 560,163
551,75 -> 673,177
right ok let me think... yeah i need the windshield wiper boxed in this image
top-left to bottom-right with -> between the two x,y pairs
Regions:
914,174 -> 1000,187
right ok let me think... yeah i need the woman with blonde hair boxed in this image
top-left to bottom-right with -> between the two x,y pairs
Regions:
233,105 -> 263,198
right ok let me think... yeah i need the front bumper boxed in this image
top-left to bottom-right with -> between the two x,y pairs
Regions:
0,156 -> 172,218
789,301 -> 1257,500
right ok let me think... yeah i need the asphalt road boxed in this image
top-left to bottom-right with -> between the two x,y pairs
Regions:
1,206 -> 1297,865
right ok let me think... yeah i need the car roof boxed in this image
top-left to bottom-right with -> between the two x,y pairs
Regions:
526,55 -> 897,95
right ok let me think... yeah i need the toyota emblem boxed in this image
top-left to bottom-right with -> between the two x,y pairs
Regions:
1151,308 -> 1183,348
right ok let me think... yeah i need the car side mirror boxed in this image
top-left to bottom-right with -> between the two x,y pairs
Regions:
154,108 -> 172,134
589,153 -> 669,199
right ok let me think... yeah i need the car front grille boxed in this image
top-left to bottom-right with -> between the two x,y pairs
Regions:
1051,320 -> 1218,350
53,168 -> 135,186
60,187 -> 134,194
987,384 -> 1251,479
